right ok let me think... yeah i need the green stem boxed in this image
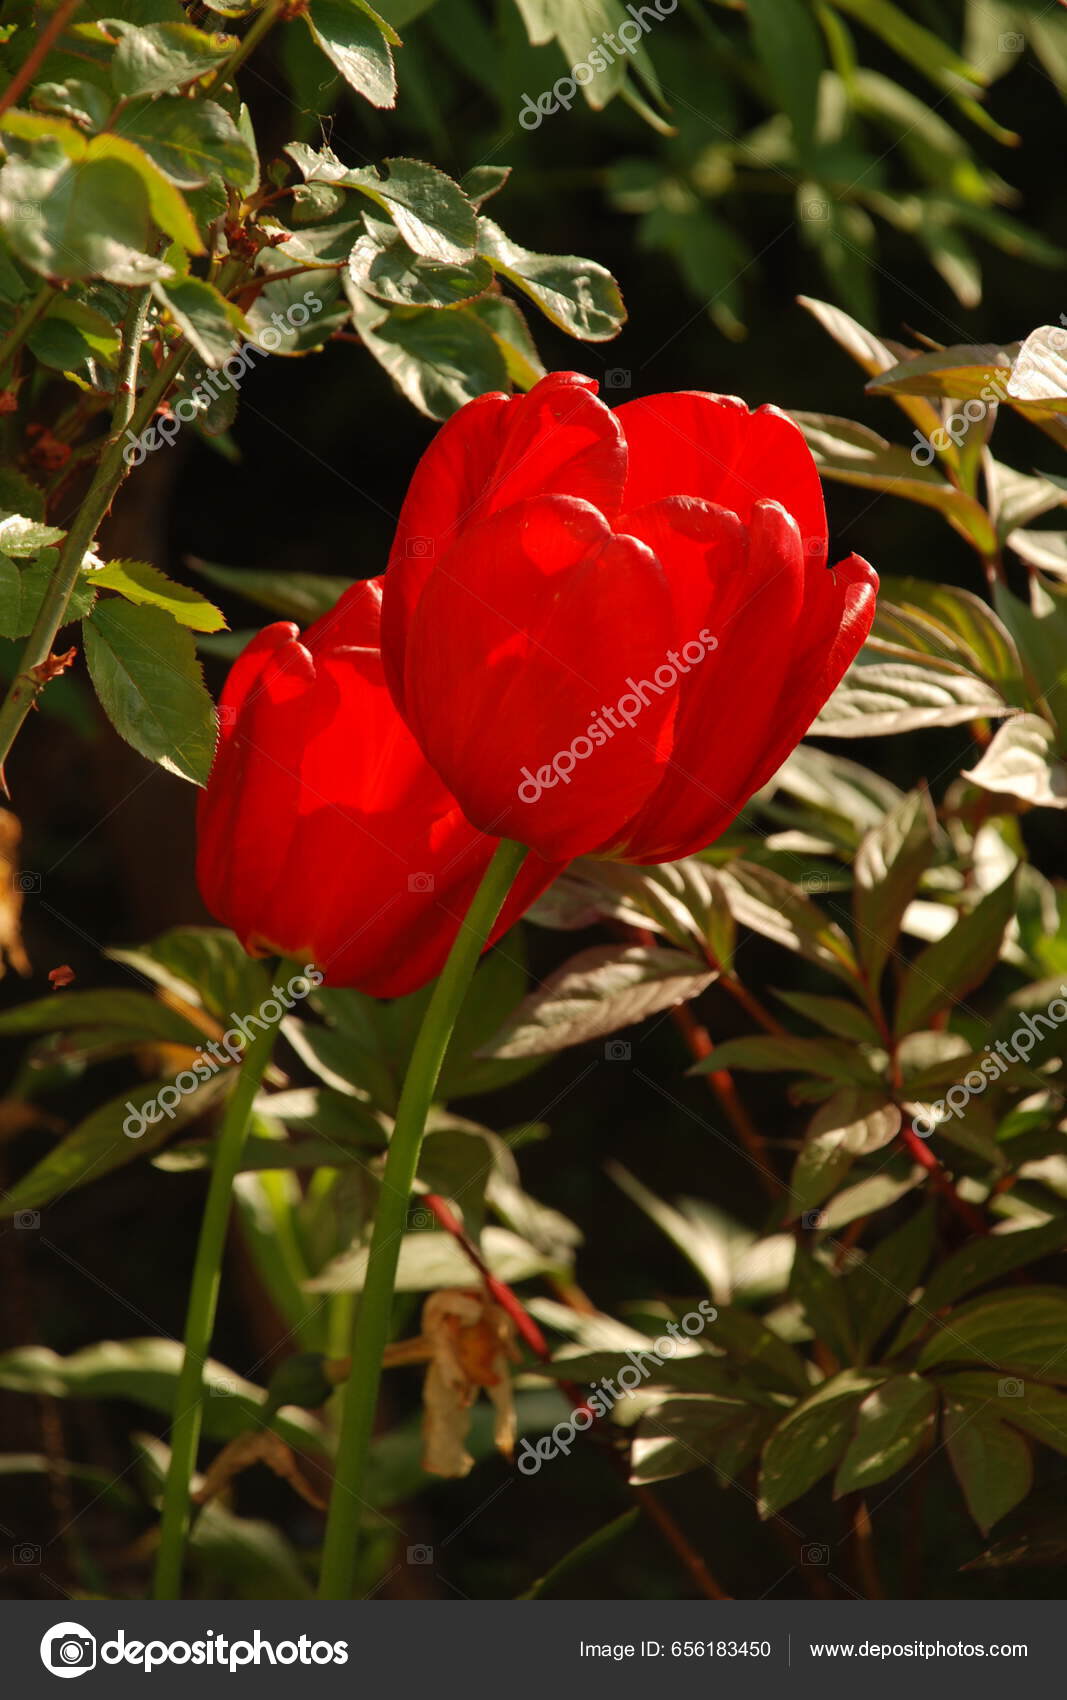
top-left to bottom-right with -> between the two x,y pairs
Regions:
153,1014 -> 277,1599
317,838 -> 529,1600
0,284 -> 54,384
0,316 -> 193,790
203,0 -> 281,94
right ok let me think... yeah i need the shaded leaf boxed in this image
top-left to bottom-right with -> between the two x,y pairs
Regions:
483,945 -> 715,1059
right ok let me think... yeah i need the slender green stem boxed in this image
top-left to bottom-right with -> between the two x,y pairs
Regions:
203,0 -> 281,94
153,1014 -> 277,1599
0,284 -> 54,384
317,838 -> 529,1600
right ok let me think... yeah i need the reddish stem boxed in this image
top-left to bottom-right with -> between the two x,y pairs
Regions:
0,0 -> 82,118
671,1002 -> 781,1199
900,1126 -> 988,1236
423,1192 -> 549,1360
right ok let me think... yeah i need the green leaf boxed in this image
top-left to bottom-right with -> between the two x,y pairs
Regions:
347,287 -> 509,420
833,0 -> 984,92
917,1287 -> 1067,1377
0,513 -> 66,558
0,143 -> 174,284
936,1373 -> 1067,1461
305,0 -> 397,108
631,1400 -> 770,1488
993,580 -> 1067,740
847,1204 -> 937,1356
717,861 -> 859,984
291,151 -> 475,262
963,713 -> 1067,810
790,1245 -> 856,1363
875,578 -> 1024,698
347,214 -> 492,308
944,1400 -> 1033,1533
0,1339 -> 323,1453
853,789 -> 937,987
0,549 -> 94,640
816,660 -> 1011,739
478,217 -> 626,342
116,97 -> 255,189
466,295 -> 545,390
460,165 -> 511,209
2,1073 -> 229,1216
82,599 -> 217,785
484,945 -> 715,1059
88,559 -> 226,631
111,22 -> 236,98
690,1035 -> 881,1086
309,1225 -> 556,1292
0,987 -> 206,1047
792,413 -> 998,555
797,296 -> 948,448
153,274 -> 247,365
834,1374 -> 935,1495
893,1217 -> 1067,1354
700,1305 -> 812,1397
745,0 -> 824,155
894,871 -> 1016,1036
1008,530 -> 1067,579
759,1371 -> 885,1516
187,557 -> 353,622
790,1090 -> 901,1219
107,925 -> 270,1026
773,990 -> 882,1044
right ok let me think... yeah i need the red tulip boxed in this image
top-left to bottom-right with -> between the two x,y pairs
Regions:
382,372 -> 877,864
196,579 -> 557,998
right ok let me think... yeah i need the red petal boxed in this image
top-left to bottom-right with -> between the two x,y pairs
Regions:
382,373 -> 625,710
402,495 -> 677,861
615,392 -> 828,572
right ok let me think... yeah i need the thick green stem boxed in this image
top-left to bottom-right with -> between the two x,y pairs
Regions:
317,838 -> 529,1600
153,1015 -> 277,1599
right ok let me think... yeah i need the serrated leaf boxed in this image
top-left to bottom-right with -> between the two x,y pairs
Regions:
483,945 -> 715,1059
0,513 -> 66,557
0,143 -> 175,284
305,0 -> 397,108
466,295 -> 545,390
88,559 -> 226,631
894,871 -> 1016,1035
460,165 -> 511,209
347,286 -> 509,419
308,154 -> 475,262
116,97 -> 254,189
82,599 -> 217,785
0,549 -> 94,639
111,22 -> 235,98
834,1375 -> 935,1495
348,214 -> 492,308
153,274 -> 247,365
477,217 -> 625,341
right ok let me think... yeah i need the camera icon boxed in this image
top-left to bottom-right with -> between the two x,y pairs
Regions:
801,1210 -> 826,1230
13,1542 -> 41,1564
405,537 -> 434,559
407,1543 -> 434,1564
217,703 -> 237,728
211,1375 -> 238,1397
603,368 -> 631,389
998,1377 -> 1024,1398
15,871 -> 41,893
408,872 -> 434,893
15,1209 -> 40,1230
802,872 -> 829,894
40,1622 -> 97,1677
802,1543 -> 830,1565
16,201 -> 40,220
802,199 -> 829,221
604,1040 -> 631,1061
999,31 -> 1024,51
410,1207 -> 433,1229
